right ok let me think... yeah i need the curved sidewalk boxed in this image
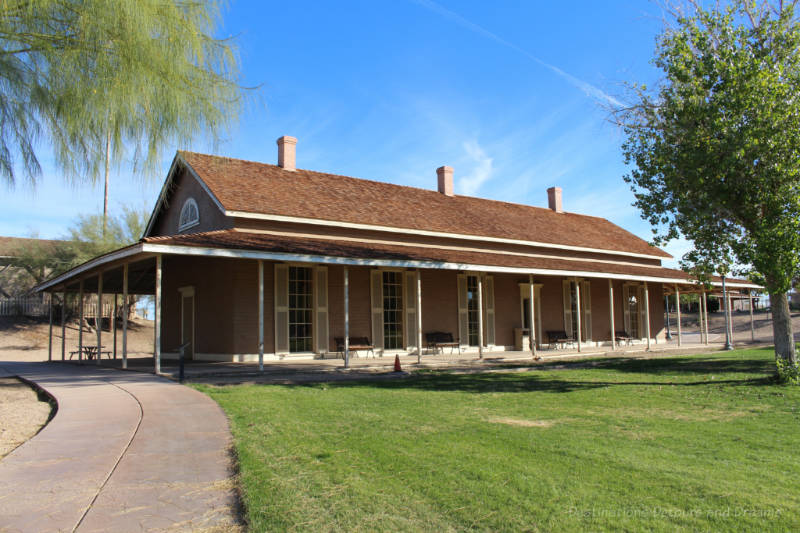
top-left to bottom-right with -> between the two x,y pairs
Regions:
0,362 -> 239,533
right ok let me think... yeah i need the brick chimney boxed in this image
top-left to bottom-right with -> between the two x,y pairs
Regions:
276,136 -> 297,171
547,186 -> 563,213
437,166 -> 454,196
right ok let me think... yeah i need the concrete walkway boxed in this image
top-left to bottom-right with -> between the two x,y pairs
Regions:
0,362 -> 239,533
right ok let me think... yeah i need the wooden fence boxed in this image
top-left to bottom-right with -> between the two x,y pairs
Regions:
0,295 -> 51,317
0,295 -> 114,318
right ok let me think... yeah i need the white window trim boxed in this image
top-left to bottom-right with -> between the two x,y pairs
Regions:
178,197 -> 200,232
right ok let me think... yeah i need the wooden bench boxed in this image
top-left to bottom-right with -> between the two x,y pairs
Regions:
615,331 -> 633,345
425,331 -> 461,354
335,337 -> 375,358
545,330 -> 575,350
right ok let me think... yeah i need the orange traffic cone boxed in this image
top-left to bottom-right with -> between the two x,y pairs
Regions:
394,354 -> 402,372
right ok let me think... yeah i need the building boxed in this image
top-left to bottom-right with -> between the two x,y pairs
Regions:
37,136 -> 758,368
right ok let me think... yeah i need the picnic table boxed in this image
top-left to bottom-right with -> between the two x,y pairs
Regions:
69,345 -> 111,360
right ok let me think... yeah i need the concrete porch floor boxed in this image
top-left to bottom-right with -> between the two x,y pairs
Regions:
65,332 -> 772,385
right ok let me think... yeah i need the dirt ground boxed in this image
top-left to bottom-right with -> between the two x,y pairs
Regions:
0,315 -> 156,363
0,377 -> 52,458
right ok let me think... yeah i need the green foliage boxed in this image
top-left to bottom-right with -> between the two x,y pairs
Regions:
197,349 -> 800,532
0,0 -> 243,186
16,207 -> 148,282
616,1 -> 800,294
776,356 -> 800,384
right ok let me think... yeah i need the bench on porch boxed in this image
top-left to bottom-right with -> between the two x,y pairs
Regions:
425,331 -> 461,354
335,337 -> 375,358
615,331 -> 634,345
545,330 -> 575,350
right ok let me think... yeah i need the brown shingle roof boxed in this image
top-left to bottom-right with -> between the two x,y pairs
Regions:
178,151 -> 671,259
144,230 -> 693,282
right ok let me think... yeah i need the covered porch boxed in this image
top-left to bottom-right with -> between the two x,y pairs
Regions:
36,235 -> 760,376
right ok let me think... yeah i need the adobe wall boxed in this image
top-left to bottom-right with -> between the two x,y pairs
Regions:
160,257 -> 666,360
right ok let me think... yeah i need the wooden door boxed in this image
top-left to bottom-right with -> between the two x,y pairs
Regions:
180,289 -> 195,360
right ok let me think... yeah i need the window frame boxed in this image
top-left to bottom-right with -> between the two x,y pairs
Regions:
178,197 -> 200,232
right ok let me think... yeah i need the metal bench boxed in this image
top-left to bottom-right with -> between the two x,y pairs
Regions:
615,331 -> 634,345
335,337 -> 375,358
545,330 -> 575,349
425,331 -> 461,354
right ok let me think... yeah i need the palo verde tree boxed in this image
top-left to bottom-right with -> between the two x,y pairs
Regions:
615,0 -> 799,368
0,0 -> 243,225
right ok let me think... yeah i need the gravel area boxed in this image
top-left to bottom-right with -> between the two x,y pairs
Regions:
0,376 -> 52,459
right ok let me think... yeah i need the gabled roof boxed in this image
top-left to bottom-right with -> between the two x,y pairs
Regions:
176,151 -> 672,260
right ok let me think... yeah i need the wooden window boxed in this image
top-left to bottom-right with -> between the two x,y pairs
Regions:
288,266 -> 313,352
382,271 -> 404,350
623,284 -> 646,339
467,275 -> 480,346
562,279 -> 592,341
178,198 -> 199,231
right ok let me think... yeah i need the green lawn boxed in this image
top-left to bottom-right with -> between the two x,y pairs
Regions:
196,348 -> 800,532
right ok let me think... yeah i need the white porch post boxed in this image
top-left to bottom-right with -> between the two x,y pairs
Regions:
112,294 -> 117,360
78,280 -> 84,362
749,290 -> 755,342
344,266 -> 350,369
698,291 -> 705,344
529,275 -> 537,358
154,254 -> 162,374
416,270 -> 423,364
61,290 -> 66,361
675,285 -> 682,347
702,291 -> 709,345
608,279 -> 615,350
575,278 -> 582,352
47,293 -> 53,361
664,295 -> 671,340
258,260 -> 264,372
96,272 -> 103,365
477,274 -> 484,359
722,276 -> 733,350
122,263 -> 128,369
643,281 -> 651,350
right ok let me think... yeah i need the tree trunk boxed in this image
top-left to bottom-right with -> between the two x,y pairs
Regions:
770,291 -> 796,365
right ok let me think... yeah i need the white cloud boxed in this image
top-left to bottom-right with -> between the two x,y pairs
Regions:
458,140 -> 494,195
411,0 -> 624,108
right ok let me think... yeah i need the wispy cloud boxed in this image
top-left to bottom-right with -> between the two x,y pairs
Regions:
458,140 -> 493,195
411,0 -> 624,108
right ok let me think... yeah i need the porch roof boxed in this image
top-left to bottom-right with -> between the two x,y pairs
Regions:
35,229 -> 758,293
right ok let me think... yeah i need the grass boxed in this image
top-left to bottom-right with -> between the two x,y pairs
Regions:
195,348 -> 800,532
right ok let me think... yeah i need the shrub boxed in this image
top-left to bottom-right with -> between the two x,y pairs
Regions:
776,358 -> 800,385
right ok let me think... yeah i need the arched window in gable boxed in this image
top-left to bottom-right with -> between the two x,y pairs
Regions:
178,198 -> 200,232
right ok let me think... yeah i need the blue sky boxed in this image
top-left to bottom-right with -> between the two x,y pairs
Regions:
0,0 -> 692,266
